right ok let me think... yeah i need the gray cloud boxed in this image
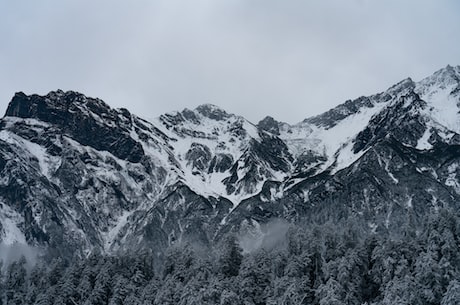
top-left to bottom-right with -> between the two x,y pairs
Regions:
1,0 -> 459,123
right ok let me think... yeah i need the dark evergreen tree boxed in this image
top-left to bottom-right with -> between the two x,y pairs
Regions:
414,250 -> 443,304
316,278 -> 344,305
239,250 -> 272,305
0,260 -> 4,305
379,275 -> 420,305
441,280 -> 460,305
139,277 -> 160,305
108,274 -> 130,305
216,234 -> 243,277
5,256 -> 27,305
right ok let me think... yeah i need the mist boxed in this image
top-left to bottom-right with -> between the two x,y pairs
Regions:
0,242 -> 41,272
238,218 -> 291,253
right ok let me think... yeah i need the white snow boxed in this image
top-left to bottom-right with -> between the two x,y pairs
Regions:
148,109 -> 279,207
316,103 -> 388,159
0,130 -> 61,179
416,128 -> 433,150
368,222 -> 378,234
130,128 -> 139,141
445,163 -> 460,194
103,210 -> 133,251
385,166 -> 399,184
280,103 -> 388,173
374,150 -> 399,184
415,68 -> 460,134
332,141 -> 368,174
420,85 -> 460,134
242,120 -> 261,141
2,117 -> 50,129
22,138 -> 61,179
279,100 -> 388,175
406,196 -> 413,208
0,203 -> 27,245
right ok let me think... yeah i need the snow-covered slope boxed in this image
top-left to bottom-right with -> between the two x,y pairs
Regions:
151,104 -> 290,205
0,65 -> 459,256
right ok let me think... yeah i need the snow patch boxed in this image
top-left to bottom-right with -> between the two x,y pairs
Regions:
416,128 -> 433,150
375,151 -> 399,184
280,100 -> 388,173
0,203 -> 27,245
416,81 -> 460,134
445,163 -> 460,195
0,131 -> 61,179
368,222 -> 378,234
332,141 -> 368,174
103,210 -> 133,251
148,111 -> 275,207
406,196 -> 413,209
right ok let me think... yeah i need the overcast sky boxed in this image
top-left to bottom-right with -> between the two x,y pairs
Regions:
1,0 -> 459,123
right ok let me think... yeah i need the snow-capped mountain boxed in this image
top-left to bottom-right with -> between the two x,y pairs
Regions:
0,65 -> 459,256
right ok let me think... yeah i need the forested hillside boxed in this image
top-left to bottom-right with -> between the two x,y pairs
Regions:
2,209 -> 459,305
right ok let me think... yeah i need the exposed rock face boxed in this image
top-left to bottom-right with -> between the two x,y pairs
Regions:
6,90 -> 145,162
0,65 -> 460,256
258,116 -> 280,135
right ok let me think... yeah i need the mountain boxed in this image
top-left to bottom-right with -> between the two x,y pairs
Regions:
0,65 -> 459,256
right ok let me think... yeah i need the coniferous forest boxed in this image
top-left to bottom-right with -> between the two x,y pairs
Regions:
1,209 -> 460,305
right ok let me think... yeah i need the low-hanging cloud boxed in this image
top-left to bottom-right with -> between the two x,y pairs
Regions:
238,218 -> 291,253
0,242 -> 41,272
0,0 -> 459,123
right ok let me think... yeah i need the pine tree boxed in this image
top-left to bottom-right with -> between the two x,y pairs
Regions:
139,277 -> 160,305
217,235 -> 243,277
25,264 -> 48,304
34,291 -> 54,305
163,243 -> 196,282
0,260 -> 4,305
380,275 -> 420,305
239,250 -> 272,305
219,289 -> 240,305
46,257 -> 66,287
316,278 -> 344,305
441,280 -> 460,305
5,256 -> 27,305
108,275 -> 130,305
154,277 -> 182,305
414,250 -> 443,304
88,267 -> 112,305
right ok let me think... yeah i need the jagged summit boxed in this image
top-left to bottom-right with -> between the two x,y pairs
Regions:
416,65 -> 460,97
3,89 -> 144,163
5,90 -> 112,119
257,116 -> 280,135
194,103 -> 231,121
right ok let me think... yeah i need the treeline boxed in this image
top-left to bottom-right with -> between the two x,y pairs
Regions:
1,209 -> 460,305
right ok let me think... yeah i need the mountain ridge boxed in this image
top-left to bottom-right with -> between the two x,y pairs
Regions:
0,65 -> 459,256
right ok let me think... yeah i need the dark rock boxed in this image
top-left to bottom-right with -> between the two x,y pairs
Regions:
258,116 -> 280,135
208,153 -> 234,173
5,90 -> 144,162
195,104 -> 230,121
185,143 -> 212,171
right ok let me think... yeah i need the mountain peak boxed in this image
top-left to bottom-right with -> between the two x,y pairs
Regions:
434,64 -> 459,79
258,116 -> 280,135
4,90 -> 112,120
417,64 -> 460,90
3,90 -> 144,163
194,103 -> 230,121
